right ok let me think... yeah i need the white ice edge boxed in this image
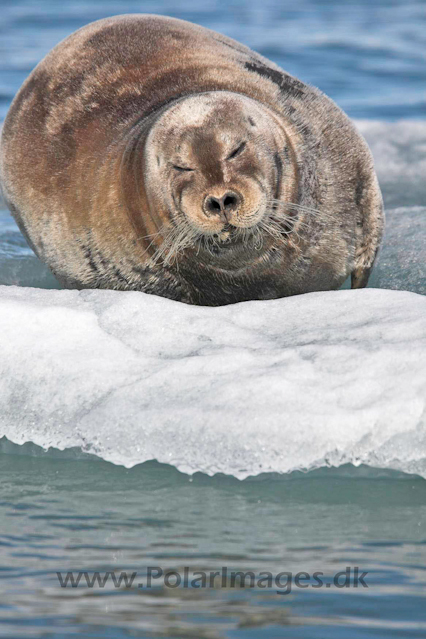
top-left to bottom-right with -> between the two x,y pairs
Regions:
0,285 -> 425,479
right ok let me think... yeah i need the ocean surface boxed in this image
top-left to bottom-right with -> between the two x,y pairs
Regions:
0,0 -> 425,637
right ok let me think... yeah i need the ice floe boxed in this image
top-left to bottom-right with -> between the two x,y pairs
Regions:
1,286 -> 425,478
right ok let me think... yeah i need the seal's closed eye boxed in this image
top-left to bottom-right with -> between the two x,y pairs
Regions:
227,141 -> 246,160
173,165 -> 194,172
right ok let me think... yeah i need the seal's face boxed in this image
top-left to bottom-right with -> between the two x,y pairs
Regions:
144,92 -> 289,264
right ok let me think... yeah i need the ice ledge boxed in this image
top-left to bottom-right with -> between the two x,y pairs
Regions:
0,285 -> 425,479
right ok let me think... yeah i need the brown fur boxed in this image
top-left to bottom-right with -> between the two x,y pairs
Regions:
0,14 -> 384,305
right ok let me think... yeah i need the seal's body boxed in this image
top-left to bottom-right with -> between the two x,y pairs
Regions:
0,15 -> 384,305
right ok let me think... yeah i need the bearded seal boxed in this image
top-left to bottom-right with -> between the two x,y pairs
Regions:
0,14 -> 384,306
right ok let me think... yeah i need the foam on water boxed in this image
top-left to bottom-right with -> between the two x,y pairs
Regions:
1,285 -> 425,479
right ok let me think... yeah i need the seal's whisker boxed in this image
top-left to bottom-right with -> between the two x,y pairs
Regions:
160,226 -> 190,265
266,204 -> 319,218
266,200 -> 322,216
270,215 -> 310,232
159,220 -> 203,265
245,224 -> 263,250
258,218 -> 287,241
136,229 -> 165,241
140,234 -> 165,258
260,225 -> 287,244
135,224 -> 175,261
149,222 -> 185,265
265,207 -> 311,232
260,209 -> 308,244
267,198 -> 320,210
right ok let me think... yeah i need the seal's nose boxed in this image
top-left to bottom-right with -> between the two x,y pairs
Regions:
204,191 -> 241,221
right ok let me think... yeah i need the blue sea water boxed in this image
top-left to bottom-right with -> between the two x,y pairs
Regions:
0,0 -> 425,637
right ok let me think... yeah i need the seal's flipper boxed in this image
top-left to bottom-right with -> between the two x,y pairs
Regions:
351,264 -> 373,289
351,161 -> 384,290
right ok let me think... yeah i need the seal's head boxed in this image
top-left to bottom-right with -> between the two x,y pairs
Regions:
143,92 -> 294,264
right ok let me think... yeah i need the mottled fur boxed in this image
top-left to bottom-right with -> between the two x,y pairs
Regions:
0,14 -> 384,305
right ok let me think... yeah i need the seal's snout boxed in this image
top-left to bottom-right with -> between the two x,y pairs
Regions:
204,191 -> 241,222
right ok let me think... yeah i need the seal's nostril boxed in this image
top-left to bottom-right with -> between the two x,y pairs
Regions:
206,196 -> 222,214
205,192 -> 240,217
223,194 -> 238,210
